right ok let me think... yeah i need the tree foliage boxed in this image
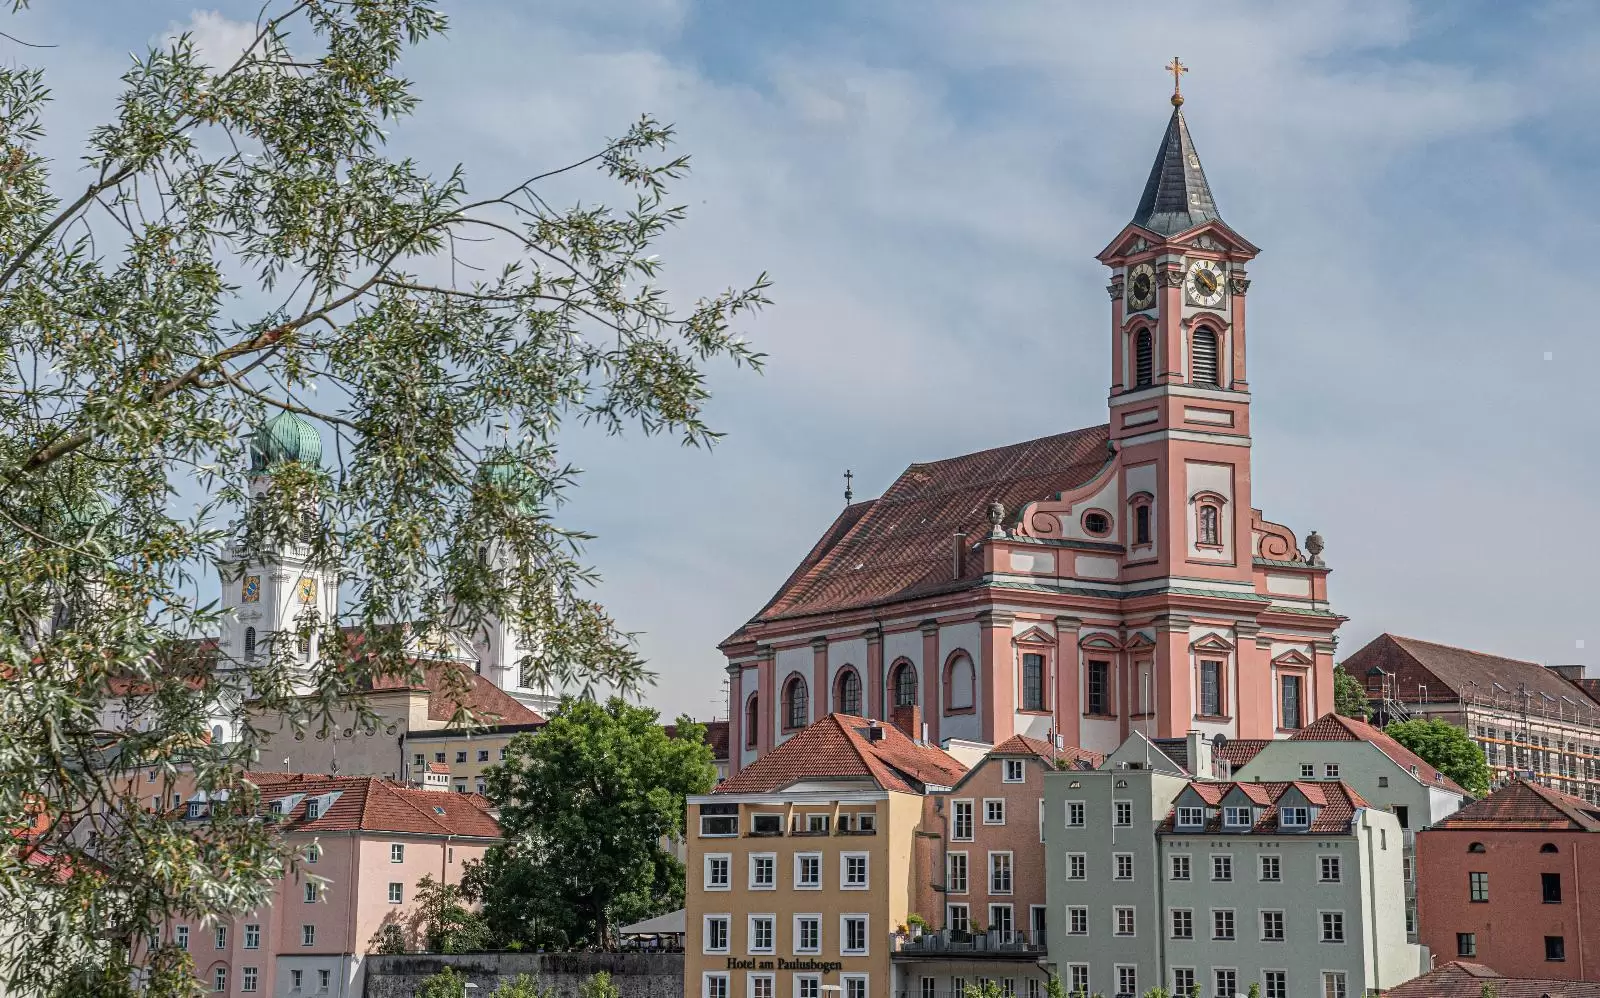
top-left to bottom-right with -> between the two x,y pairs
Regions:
411,875 -> 491,954
1386,718 -> 1493,796
0,1 -> 764,993
1333,665 -> 1371,721
472,698 -> 716,948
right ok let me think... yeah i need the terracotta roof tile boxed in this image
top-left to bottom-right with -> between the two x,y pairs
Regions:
1386,962 -> 1600,998
732,426 -> 1111,626
243,773 -> 500,838
989,734 -> 1105,770
1428,779 -> 1600,832
1290,712 -> 1468,795
362,659 -> 543,726
1344,634 -> 1600,714
1162,780 -> 1365,834
1215,739 -> 1270,770
715,715 -> 966,795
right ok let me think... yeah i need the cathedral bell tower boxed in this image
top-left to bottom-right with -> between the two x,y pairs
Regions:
1098,63 -> 1260,588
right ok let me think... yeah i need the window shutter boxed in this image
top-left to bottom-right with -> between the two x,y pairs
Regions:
1134,330 -> 1153,387
1192,327 -> 1219,385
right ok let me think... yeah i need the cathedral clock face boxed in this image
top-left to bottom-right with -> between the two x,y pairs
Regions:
1125,263 -> 1156,311
297,576 -> 317,604
1186,259 -> 1225,307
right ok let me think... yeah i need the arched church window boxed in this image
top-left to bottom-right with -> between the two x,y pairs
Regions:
783,675 -> 809,731
244,627 -> 256,661
1468,842 -> 1486,853
1198,504 -> 1220,546
836,668 -> 862,716
745,693 -> 759,748
891,661 -> 918,707
1134,329 -> 1154,388
1191,326 -> 1219,385
945,653 -> 976,713
1134,502 -> 1152,547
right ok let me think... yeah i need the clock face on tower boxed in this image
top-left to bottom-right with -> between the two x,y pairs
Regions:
1186,259 -> 1225,307
1126,263 -> 1156,311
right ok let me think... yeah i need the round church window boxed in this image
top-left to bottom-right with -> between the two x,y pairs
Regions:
1082,510 -> 1112,537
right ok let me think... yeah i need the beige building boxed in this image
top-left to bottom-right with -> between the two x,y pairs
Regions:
685,712 -> 965,998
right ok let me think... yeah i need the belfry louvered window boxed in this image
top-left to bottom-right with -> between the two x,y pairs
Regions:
1192,327 -> 1219,385
1134,329 -> 1154,387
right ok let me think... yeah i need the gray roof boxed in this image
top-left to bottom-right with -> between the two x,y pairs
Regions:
1132,106 -> 1221,236
620,908 -> 685,936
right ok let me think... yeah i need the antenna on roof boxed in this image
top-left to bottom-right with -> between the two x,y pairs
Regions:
843,469 -> 854,505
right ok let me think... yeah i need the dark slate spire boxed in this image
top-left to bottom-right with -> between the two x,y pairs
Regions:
1131,105 -> 1221,237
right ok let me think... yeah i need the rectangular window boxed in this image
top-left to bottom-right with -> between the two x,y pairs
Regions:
1173,969 -> 1195,997
1215,969 -> 1236,998
1069,967 -> 1089,996
1066,801 -> 1085,827
1280,806 -> 1308,827
800,979 -> 822,998
947,852 -> 969,893
947,904 -> 970,934
318,970 -> 330,994
1457,932 -> 1476,957
699,805 -> 738,837
1281,675 -> 1302,729
1031,905 -> 1047,938
989,852 -> 1013,894
242,967 -> 258,993
841,853 -> 868,890
1170,854 -> 1191,880
920,980 -> 936,998
1259,855 -> 1280,882
1116,966 -> 1137,998
1114,801 -> 1132,826
1067,906 -> 1087,936
1224,806 -> 1251,827
1200,660 -> 1222,716
1212,855 -> 1232,881
215,926 -> 227,950
1003,759 -> 1026,782
1300,763 -> 1315,779
841,915 -> 868,956
301,924 -> 315,947
244,924 -> 259,950
1322,972 -> 1347,998
1177,806 -> 1204,827
303,881 -> 319,903
455,750 -> 467,764
388,882 -> 403,904
1021,653 -> 1045,711
1320,856 -> 1342,883
750,854 -> 776,890
706,854 -> 731,890
291,971 -> 303,992
1547,935 -> 1567,962
795,915 -> 820,955
749,915 -> 775,955
213,968 -> 227,994
390,843 -> 404,863
1264,971 -> 1286,998
703,916 -> 729,954
1066,852 -> 1086,880
1324,763 -> 1340,779
1087,660 -> 1110,715
1321,911 -> 1345,943
1114,906 -> 1135,937
1170,908 -> 1193,939
842,977 -> 868,998
989,904 -> 1013,941
1469,871 -> 1489,902
751,813 -> 783,835
1261,910 -> 1284,941
1543,872 -> 1563,903
1212,909 -> 1235,940
1114,853 -> 1134,880
954,800 -> 974,840
749,976 -> 774,998
984,799 -> 1006,825
413,753 -> 425,769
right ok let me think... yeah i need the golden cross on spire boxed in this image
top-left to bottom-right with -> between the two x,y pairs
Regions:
1166,56 -> 1188,107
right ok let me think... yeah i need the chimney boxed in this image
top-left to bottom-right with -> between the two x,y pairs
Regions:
865,719 -> 884,742
1186,729 -> 1214,780
891,705 -> 924,743
1548,664 -> 1585,683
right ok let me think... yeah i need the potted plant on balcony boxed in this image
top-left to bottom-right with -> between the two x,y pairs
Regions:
906,913 -> 929,939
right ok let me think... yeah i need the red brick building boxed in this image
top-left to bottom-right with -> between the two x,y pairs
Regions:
1416,780 -> 1600,980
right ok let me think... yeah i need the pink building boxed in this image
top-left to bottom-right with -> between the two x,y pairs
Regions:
167,774 -> 498,997
721,90 -> 1343,774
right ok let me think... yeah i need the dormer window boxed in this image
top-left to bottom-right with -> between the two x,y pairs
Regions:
1177,806 -> 1205,827
1223,806 -> 1251,828
1280,806 -> 1309,828
305,798 -> 321,821
186,801 -> 203,819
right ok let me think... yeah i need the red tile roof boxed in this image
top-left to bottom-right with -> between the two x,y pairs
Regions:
1214,739 -> 1271,771
366,659 -> 543,726
715,714 -> 967,795
988,734 -> 1104,770
731,426 -> 1111,627
1161,780 -> 1368,834
1290,712 -> 1468,795
1386,962 -> 1600,998
245,773 -> 501,838
1427,779 -> 1600,832
1344,634 -> 1600,713
665,720 -> 730,763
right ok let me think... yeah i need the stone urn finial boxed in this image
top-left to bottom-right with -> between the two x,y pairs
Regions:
987,500 -> 1006,539
1305,529 -> 1325,566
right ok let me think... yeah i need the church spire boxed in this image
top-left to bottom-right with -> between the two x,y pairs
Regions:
1131,62 -> 1221,237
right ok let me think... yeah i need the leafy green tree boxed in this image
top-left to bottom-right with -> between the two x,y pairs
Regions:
473,698 -> 716,947
1142,988 -> 1171,998
413,875 -> 490,953
1333,665 -> 1371,721
1386,719 -> 1493,795
0,1 -> 764,993
1246,983 -> 1261,998
1044,976 -> 1067,998
417,968 -> 470,998
963,982 -> 1005,998
577,973 -> 621,998
490,977 -> 553,998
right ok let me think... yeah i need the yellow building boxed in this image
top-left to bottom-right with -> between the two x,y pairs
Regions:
401,721 -> 545,792
685,713 -> 965,998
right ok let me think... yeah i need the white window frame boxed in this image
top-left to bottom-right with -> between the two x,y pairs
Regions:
1212,907 -> 1236,941
1113,800 -> 1133,826
1261,909 -> 1285,942
748,852 -> 777,891
1170,853 -> 1191,881
746,973 -> 776,998
1112,905 -> 1136,937
1324,763 -> 1340,779
840,852 -> 869,891
1281,805 -> 1309,827
1211,853 -> 1232,881
747,914 -> 776,955
704,853 -> 731,891
701,973 -> 730,998
1319,909 -> 1345,944
795,975 -> 822,998
794,852 -> 822,890
1300,763 -> 1315,779
1176,805 -> 1204,827
1066,852 -> 1086,881
793,913 -> 821,955
242,967 -> 259,993
988,851 -> 1013,895
1066,905 -> 1088,936
1169,907 -> 1193,940
1259,853 -> 1281,882
1321,971 -> 1348,998
1223,805 -> 1251,828
953,799 -> 975,840
1263,969 -> 1288,998
1215,968 -> 1239,998
387,881 -> 403,904
983,798 -> 1006,825
389,842 -> 404,863
301,924 -> 315,947
1115,965 -> 1138,998
702,914 -> 730,955
1113,852 -> 1134,881
840,975 -> 869,998
946,902 -> 970,933
1065,800 -> 1085,827
243,924 -> 259,950
1067,966 -> 1090,996
1003,759 -> 1026,782
1172,968 -> 1196,998
947,851 -> 969,894
839,913 -> 869,956
1319,854 -> 1342,883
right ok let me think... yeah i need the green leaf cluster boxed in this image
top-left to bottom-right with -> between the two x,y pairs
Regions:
1333,665 -> 1371,721
1386,718 -> 1494,796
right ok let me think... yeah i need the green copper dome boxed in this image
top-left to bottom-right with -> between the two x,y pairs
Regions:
480,452 -> 538,514
249,411 -> 323,472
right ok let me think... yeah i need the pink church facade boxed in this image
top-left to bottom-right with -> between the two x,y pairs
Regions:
722,96 -> 1343,775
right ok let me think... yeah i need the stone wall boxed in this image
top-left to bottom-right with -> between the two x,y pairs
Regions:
363,952 -> 682,998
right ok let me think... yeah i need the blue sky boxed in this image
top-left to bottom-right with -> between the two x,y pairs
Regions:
21,1 -> 1600,720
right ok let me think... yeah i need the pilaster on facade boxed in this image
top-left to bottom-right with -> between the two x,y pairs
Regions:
865,626 -> 885,721
978,610 -> 1016,743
